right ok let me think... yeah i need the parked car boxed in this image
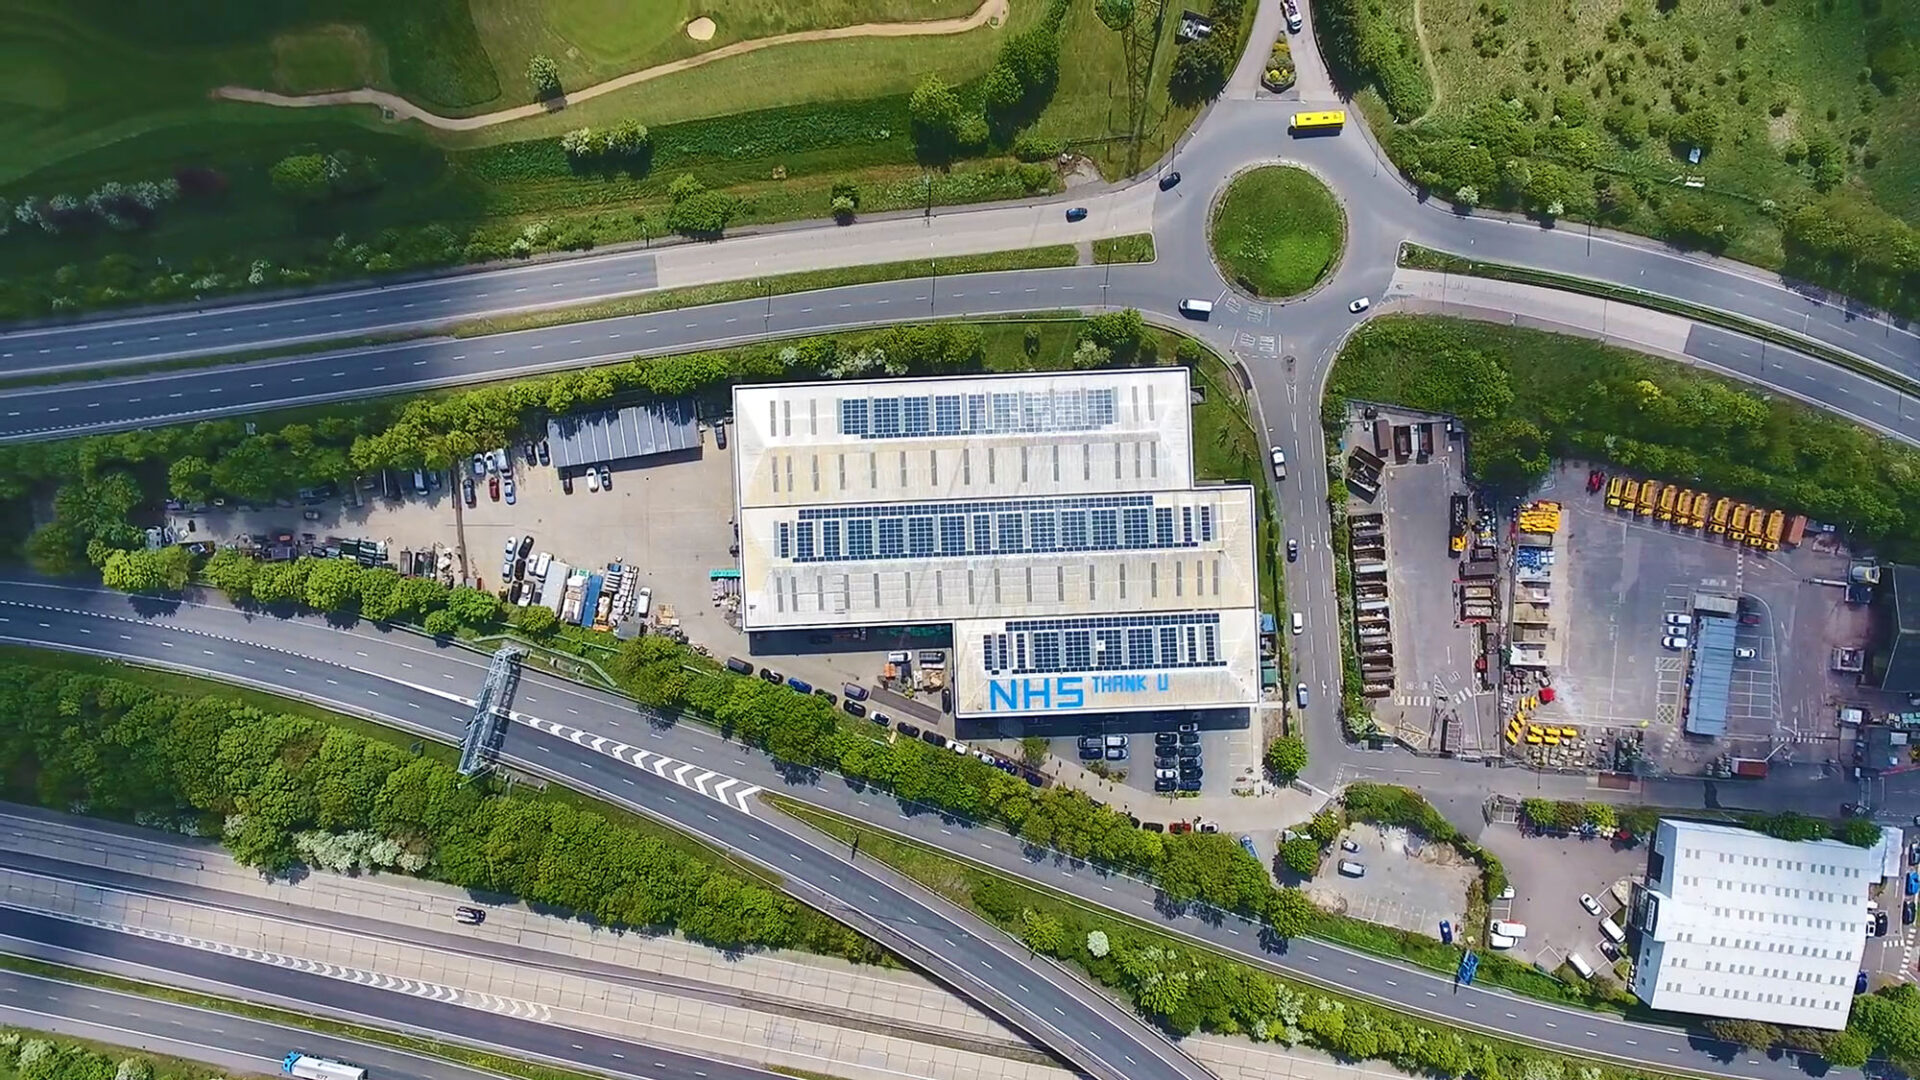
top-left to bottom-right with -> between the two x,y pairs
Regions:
895,721 -> 921,739
518,536 -> 534,558
586,469 -> 600,492
1178,722 -> 1199,734
1080,744 -> 1104,760
920,730 -> 949,748
1105,745 -> 1128,761
1155,732 -> 1178,747
1598,940 -> 1620,961
598,465 -> 613,490
536,440 -> 551,466
1159,171 -> 1182,190
713,423 -> 727,449
1296,682 -> 1309,707
1177,745 -> 1202,758
561,472 -> 574,495
1178,731 -> 1200,745
1581,893 -> 1603,916
842,700 -> 867,718
1078,735 -> 1104,750
1908,870 -> 1919,896
1238,836 -> 1259,860
502,477 -> 515,505
812,688 -> 837,706
504,536 -> 520,556
1666,613 -> 1694,627
1740,612 -> 1762,625
1155,768 -> 1178,780
472,453 -> 487,477
1155,778 -> 1176,792
1439,919 -> 1453,944
1661,635 -> 1689,650
1905,900 -> 1916,925
1178,779 -> 1202,791
869,711 -> 891,727
1065,207 -> 1088,222
1857,971 -> 1871,995
785,677 -> 813,694
759,668 -> 783,684
1340,838 -> 1360,853
724,657 -> 754,675
1734,647 -> 1757,659
463,478 -> 476,507
488,475 -> 500,501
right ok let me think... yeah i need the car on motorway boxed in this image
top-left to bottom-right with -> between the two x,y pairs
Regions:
1287,538 -> 1298,561
598,465 -> 613,491
1348,297 -> 1371,314
488,474 -> 500,501
1159,171 -> 1182,190
1581,893 -> 1603,916
463,478 -> 476,507
1296,682 -> 1309,707
1065,207 -> 1088,222
1661,635 -> 1689,650
1270,447 -> 1287,480
586,468 -> 600,492
453,906 -> 486,925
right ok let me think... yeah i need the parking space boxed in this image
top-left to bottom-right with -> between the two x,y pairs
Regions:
1037,716 -> 1248,798
1864,831 -> 1920,986
1473,822 -> 1646,967
1302,823 -> 1477,938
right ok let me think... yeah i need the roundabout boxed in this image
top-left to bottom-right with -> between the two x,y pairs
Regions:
1207,164 -> 1346,299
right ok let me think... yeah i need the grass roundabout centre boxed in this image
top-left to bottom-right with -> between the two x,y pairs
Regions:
1209,164 -> 1346,299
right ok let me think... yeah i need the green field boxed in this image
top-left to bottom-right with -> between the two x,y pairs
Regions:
1327,0 -> 1920,310
1209,165 -> 1345,297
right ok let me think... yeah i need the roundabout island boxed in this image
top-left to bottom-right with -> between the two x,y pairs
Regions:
1208,164 -> 1345,299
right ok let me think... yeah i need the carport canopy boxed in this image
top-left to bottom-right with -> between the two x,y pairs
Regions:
545,400 -> 698,470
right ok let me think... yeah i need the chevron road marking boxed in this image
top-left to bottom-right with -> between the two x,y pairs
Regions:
2,902 -> 552,1022
516,714 -> 761,814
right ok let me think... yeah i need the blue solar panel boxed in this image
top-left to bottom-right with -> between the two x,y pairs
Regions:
821,520 -> 841,559
941,516 -> 966,555
878,519 -> 904,557
795,522 -> 815,560
840,399 -> 868,436
909,517 -> 935,557
834,386 -> 1125,440
1123,507 -> 1150,548
872,397 -> 902,438
935,395 -> 962,434
903,396 -> 930,436
783,495 -> 1220,563
988,613 -> 1228,674
1156,507 -> 1175,547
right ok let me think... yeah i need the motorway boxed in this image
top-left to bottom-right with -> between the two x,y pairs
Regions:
0,575 -> 1844,1080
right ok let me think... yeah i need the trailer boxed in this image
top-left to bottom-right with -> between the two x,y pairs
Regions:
1353,559 -> 1388,578
1784,514 -> 1807,547
1657,485 -> 1677,522
1710,497 -> 1731,534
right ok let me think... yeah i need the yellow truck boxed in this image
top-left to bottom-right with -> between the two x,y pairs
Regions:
1638,479 -> 1660,516
1657,485 -> 1677,522
1762,508 -> 1785,551
1606,476 -> 1626,509
1689,492 -> 1710,529
1710,497 -> 1731,534
1730,504 -> 1751,542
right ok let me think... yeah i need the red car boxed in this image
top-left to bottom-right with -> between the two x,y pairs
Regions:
1587,469 -> 1605,493
488,474 -> 500,501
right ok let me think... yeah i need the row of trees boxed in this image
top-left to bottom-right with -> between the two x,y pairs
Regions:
1704,985 -> 1919,1070
6,178 -> 182,238
0,663 -> 878,960
1325,316 -> 1920,554
560,120 -> 651,164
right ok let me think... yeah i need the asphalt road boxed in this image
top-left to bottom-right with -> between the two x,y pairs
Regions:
0,578 -> 1210,1080
0,576 -> 1856,1080
0,911 -> 793,1080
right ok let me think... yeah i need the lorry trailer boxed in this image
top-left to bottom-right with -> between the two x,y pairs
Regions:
284,1056 -> 366,1080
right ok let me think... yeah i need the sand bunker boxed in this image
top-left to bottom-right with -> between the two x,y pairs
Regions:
686,17 -> 716,41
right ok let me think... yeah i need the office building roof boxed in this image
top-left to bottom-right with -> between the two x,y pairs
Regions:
731,370 -> 1194,510
1630,820 -> 1877,1029
545,400 -> 699,470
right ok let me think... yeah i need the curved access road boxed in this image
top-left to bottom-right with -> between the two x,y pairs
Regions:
0,576 -> 1836,1080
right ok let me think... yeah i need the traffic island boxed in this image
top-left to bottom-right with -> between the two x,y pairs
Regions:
1208,165 -> 1345,299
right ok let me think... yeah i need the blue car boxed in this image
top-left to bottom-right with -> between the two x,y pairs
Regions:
1065,207 -> 1088,222
1907,870 -> 1918,896
1440,920 -> 1454,944
786,676 -> 813,694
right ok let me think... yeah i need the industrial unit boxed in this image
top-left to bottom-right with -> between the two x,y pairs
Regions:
731,369 -> 1262,719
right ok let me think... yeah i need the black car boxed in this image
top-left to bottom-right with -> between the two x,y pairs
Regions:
599,465 -> 613,491
1154,778 -> 1176,792
713,423 -> 727,449
561,472 -> 574,494
1080,745 -> 1104,760
942,688 -> 952,713
724,657 -> 753,675
1905,900 -> 1916,925
518,535 -> 534,558
1597,940 -> 1620,961
1873,910 -> 1889,935
921,730 -> 949,748
1178,779 -> 1203,791
1178,731 -> 1200,745
842,699 -> 867,718
813,688 -> 838,706
463,477 -> 476,507
895,721 -> 922,739
536,440 -> 551,466
759,668 -> 783,684
1287,538 -> 1298,561
1177,745 -> 1202,758
1159,171 -> 1182,190
523,442 -> 538,466
1022,770 -> 1045,787
453,905 -> 486,925
1154,732 -> 1178,747
1155,756 -> 1179,770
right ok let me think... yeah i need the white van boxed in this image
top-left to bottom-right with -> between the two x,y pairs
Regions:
411,469 -> 429,495
532,552 -> 552,579
1177,298 -> 1215,318
1337,860 -> 1366,877
1599,916 -> 1626,943
1487,931 -> 1517,950
1291,612 -> 1305,635
1568,951 -> 1595,980
1490,919 -> 1528,939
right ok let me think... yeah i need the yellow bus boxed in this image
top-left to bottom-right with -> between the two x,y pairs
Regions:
1291,110 -> 1347,133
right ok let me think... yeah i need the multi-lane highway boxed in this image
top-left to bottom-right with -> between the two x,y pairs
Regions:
0,575 -> 1845,1080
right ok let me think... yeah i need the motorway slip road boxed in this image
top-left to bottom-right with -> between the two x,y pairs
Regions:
0,577 -> 1820,1080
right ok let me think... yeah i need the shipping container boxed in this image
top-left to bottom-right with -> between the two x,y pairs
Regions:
1373,418 -> 1391,456
1730,758 -> 1769,779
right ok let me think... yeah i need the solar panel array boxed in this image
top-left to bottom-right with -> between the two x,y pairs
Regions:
839,386 -> 1119,440
775,495 -> 1216,563
981,612 -> 1224,675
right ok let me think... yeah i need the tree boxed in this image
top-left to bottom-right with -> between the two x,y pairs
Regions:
167,455 -> 214,504
1583,802 -> 1616,832
1264,735 -> 1308,781
1833,816 -> 1883,848
269,155 -> 330,203
303,558 -> 362,613
100,546 -> 193,594
667,190 -> 739,238
526,54 -> 562,100
1280,836 -> 1322,876
983,65 -> 1024,112
1020,908 -> 1065,954
1083,308 -> 1146,354
203,549 -> 257,603
1703,1019 -> 1781,1050
908,74 -> 966,151
424,609 -> 459,637
1169,36 -> 1233,103
667,173 -> 706,202
445,586 -> 500,628
1263,885 -> 1317,937
516,605 -> 559,636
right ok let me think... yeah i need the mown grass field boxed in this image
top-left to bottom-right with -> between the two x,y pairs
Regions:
1209,165 -> 1345,297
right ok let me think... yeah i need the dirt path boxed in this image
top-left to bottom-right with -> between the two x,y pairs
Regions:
215,0 -> 1010,132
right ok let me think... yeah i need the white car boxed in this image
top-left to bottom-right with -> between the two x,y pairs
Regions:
586,468 -> 601,492
1734,646 -> 1757,660
1580,893 -> 1603,916
503,535 -> 519,555
1349,297 -> 1371,314
1662,635 -> 1690,650
1270,447 -> 1287,480
1665,613 -> 1693,627
472,453 -> 487,477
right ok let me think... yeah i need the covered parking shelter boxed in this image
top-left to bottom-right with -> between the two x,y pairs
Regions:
545,400 -> 700,471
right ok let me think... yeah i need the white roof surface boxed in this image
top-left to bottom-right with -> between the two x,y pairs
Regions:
951,607 -> 1261,716
1630,820 -> 1877,1029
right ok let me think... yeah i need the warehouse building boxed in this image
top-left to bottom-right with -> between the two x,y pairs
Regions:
732,369 -> 1262,719
1629,819 -> 1876,1030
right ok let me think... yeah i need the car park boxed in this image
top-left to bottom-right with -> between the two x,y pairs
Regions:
453,906 -> 486,925
1581,893 -> 1603,916
1065,207 -> 1088,222
1159,171 -> 1182,190
842,700 -> 867,718
1661,635 -> 1689,650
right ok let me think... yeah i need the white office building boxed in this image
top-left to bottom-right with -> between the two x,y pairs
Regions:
1630,819 -> 1878,1030
732,369 -> 1262,719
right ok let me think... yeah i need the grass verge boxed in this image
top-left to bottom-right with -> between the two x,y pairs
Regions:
1396,243 -> 1920,400
767,798 -> 1718,1079
0,953 -> 633,1080
451,244 -> 1083,338
1209,166 -> 1345,298
1091,233 -> 1156,264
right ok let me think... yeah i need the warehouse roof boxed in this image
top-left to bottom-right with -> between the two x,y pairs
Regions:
1631,820 -> 1875,1029
545,400 -> 699,470
1683,615 -> 1738,737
